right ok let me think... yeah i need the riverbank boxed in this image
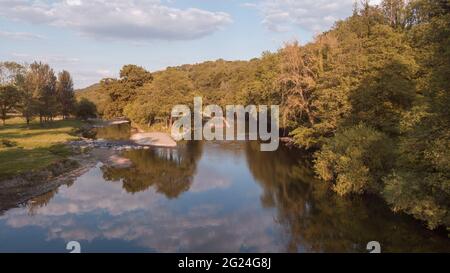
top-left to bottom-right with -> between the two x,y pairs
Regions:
0,158 -> 83,213
0,118 -> 177,181
0,118 -> 87,180
0,117 -> 94,212
0,147 -> 128,213
0,118 -> 178,211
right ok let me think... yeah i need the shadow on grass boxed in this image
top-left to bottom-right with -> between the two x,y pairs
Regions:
0,131 -> 79,140
0,119 -> 85,139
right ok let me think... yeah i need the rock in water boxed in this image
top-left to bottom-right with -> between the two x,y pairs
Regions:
130,132 -> 177,148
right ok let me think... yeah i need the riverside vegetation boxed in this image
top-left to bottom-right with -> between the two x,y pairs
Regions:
0,118 -> 85,179
1,0 -> 449,233
0,61 -> 97,179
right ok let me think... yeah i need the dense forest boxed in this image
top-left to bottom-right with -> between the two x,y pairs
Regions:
75,0 -> 447,232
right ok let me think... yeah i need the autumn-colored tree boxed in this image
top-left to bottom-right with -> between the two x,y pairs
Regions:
278,41 -> 318,130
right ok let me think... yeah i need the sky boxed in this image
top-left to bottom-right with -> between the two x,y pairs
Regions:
0,0 -> 381,88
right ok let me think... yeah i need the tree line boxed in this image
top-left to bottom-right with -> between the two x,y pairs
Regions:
0,62 -> 96,125
77,0 -> 449,231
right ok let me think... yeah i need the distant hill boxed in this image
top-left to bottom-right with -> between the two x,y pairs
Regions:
74,58 -> 262,118
75,83 -> 109,115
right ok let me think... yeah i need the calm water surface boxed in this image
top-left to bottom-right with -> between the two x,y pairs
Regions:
0,125 -> 448,253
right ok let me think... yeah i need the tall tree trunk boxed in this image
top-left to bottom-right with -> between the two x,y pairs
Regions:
1,110 -> 5,126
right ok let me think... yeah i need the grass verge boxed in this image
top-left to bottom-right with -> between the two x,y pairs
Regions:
0,117 -> 85,180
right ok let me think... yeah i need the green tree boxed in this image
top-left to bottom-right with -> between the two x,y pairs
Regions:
103,65 -> 153,119
382,0 -> 450,230
0,62 -> 25,125
239,52 -> 281,106
56,70 -> 76,119
0,85 -> 21,125
17,70 -> 36,126
75,98 -> 97,120
26,62 -> 57,123
120,64 -> 153,87
124,68 -> 194,127
350,57 -> 417,135
314,123 -> 394,196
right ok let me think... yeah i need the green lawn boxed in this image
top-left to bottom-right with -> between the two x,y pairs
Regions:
0,117 -> 85,179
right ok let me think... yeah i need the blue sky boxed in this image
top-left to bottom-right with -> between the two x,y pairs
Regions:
0,0 -> 380,88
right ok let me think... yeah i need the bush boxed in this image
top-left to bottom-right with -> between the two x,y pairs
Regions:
383,117 -> 450,230
75,98 -> 97,121
383,171 -> 449,229
314,123 -> 394,196
291,126 -> 321,150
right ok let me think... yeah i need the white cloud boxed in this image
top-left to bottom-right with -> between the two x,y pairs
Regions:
10,52 -> 79,64
247,0 -> 357,34
95,69 -> 113,77
0,0 -> 232,41
7,51 -> 93,87
0,30 -> 45,40
73,69 -> 118,88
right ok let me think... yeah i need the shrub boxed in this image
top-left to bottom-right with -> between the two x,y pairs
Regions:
75,98 -> 97,121
314,123 -> 394,196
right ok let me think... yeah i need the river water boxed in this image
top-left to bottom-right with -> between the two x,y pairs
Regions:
0,124 -> 448,253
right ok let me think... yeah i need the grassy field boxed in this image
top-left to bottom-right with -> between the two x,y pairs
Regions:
0,117 -> 85,179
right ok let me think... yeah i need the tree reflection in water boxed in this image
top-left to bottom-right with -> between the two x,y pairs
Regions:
26,181 -> 75,216
101,141 -> 203,198
27,189 -> 59,216
94,124 -> 132,140
4,139 -> 449,253
244,141 -> 450,253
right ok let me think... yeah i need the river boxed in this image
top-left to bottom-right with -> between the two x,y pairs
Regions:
0,124 -> 448,253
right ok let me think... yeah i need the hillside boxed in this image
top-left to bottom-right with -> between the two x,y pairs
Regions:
75,83 -> 109,115
75,58 -> 268,119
